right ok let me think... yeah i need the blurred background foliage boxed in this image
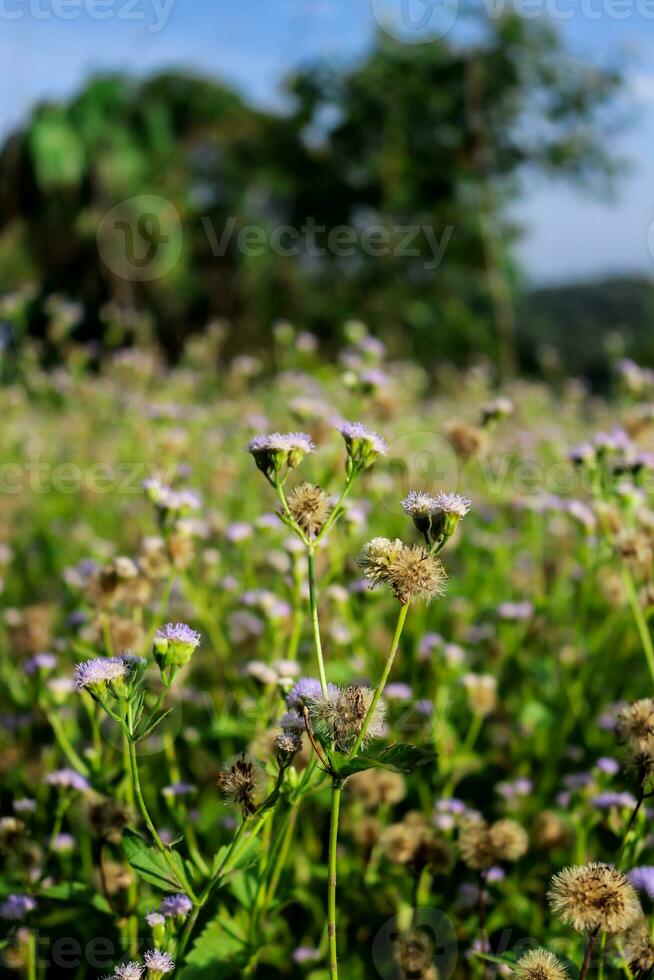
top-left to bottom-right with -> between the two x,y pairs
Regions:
0,11 -> 648,382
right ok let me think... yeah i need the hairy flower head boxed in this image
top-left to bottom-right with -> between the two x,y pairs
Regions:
73,656 -> 129,699
0,894 -> 36,920
286,482 -> 331,538
402,490 -> 470,543
143,949 -> 175,977
548,862 -> 641,934
247,432 -> 314,481
337,421 -> 386,472
309,685 -> 385,753
513,949 -> 568,980
358,538 -> 446,604
153,622 -> 201,669
216,754 -> 265,816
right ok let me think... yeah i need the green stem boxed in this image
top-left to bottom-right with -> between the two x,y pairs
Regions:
44,707 -> 90,777
307,547 -> 329,697
316,475 -> 355,542
349,602 -> 410,758
328,781 -> 342,980
127,739 -> 197,902
622,567 -> 654,687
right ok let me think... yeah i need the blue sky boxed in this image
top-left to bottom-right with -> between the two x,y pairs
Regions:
1,0 -> 653,284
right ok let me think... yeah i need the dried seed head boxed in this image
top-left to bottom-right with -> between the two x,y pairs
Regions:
461,673 -> 497,717
87,797 -> 131,844
394,930 -> 440,980
623,920 -> 654,976
535,811 -> 571,850
617,700 -> 654,746
446,420 -> 488,460
488,819 -> 528,862
348,769 -> 406,809
216,754 -> 265,817
459,816 -> 527,869
309,685 -> 385,753
513,949 -> 568,980
358,538 -> 447,604
286,483 -> 331,538
548,862 -> 641,934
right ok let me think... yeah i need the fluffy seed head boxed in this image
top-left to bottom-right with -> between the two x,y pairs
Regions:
286,483 -> 331,537
513,949 -> 568,980
309,685 -> 385,753
548,862 -> 641,934
616,699 -> 654,746
358,538 -> 447,604
624,920 -> 654,975
217,754 -> 265,816
459,816 -> 527,869
488,819 -> 529,862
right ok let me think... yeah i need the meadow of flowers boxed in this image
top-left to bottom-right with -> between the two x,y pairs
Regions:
4,317 -> 654,979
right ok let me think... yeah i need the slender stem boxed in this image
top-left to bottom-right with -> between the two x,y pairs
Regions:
328,782 -> 342,980
349,602 -> 410,757
127,739 -> 197,902
43,708 -> 90,776
316,475 -> 355,542
579,927 -> 600,980
622,567 -> 654,687
617,787 -> 645,868
307,547 -> 328,697
26,929 -> 36,980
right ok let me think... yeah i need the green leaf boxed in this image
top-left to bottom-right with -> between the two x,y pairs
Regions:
39,882 -> 111,914
178,910 -> 252,979
333,743 -> 437,779
122,830 -> 186,892
210,834 -> 261,882
29,111 -> 85,189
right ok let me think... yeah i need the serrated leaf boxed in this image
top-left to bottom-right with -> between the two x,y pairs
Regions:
178,910 -> 252,979
122,829 -> 185,891
333,743 -> 437,779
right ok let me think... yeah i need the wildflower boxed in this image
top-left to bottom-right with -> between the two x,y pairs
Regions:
162,782 -> 196,799
0,894 -> 36,920
616,699 -> 654,746
23,652 -> 57,675
293,947 -> 321,964
358,538 -> 447,604
459,816 -> 527,869
481,397 -> 513,426
309,685 -> 386,753
46,769 -> 91,792
153,622 -> 201,669
51,832 -> 75,853
275,731 -> 302,766
337,421 -> 387,473
73,656 -> 129,700
143,949 -> 175,978
216,755 -> 265,816
286,482 -> 331,537
112,963 -> 144,980
461,673 -> 497,717
247,432 -> 314,482
145,912 -> 166,928
159,893 -> 193,921
394,929 -> 439,980
592,791 -> 637,811
401,492 -> 440,537
12,798 -> 36,815
548,862 -> 641,934
143,478 -> 201,515
629,867 -> 654,901
624,920 -> 654,975
285,677 -> 325,710
349,769 -> 406,809
513,949 -> 568,980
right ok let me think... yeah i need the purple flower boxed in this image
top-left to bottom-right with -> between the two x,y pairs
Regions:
0,894 -> 36,919
51,832 -> 75,853
73,657 -> 128,692
143,949 -> 175,974
13,798 -> 36,814
46,769 -> 91,792
23,652 -> 57,675
286,678 -> 324,710
162,782 -> 196,798
593,791 -> 637,811
155,623 -> 200,648
113,964 -> 144,980
596,756 -> 620,775
145,912 -> 165,927
384,682 -> 413,701
159,893 -> 192,920
225,522 -> 253,543
247,432 -> 314,455
497,600 -> 533,621
486,866 -> 506,883
563,772 -> 593,790
292,947 -> 320,964
337,421 -> 387,457
630,866 -> 654,900
497,778 -> 533,799
415,699 -> 434,716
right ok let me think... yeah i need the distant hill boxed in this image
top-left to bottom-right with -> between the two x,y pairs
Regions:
517,276 -> 654,384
